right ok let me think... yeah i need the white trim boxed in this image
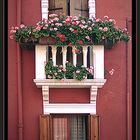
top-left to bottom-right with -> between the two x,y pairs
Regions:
33,79 -> 106,114
44,104 -> 96,114
35,45 -> 46,79
41,0 -> 49,19
33,79 -> 106,88
41,0 -> 96,19
89,0 -> 96,18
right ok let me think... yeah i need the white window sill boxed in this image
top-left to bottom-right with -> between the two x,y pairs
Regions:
33,79 -> 106,88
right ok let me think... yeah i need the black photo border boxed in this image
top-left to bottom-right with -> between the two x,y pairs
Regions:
0,0 -> 4,138
136,0 -> 140,140
1,0 -> 139,139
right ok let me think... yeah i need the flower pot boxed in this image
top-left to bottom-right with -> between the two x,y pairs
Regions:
19,41 -> 36,50
103,39 -> 116,49
39,36 -> 56,45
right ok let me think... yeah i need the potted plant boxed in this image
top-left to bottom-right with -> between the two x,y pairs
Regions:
10,25 -> 38,50
45,60 -> 94,81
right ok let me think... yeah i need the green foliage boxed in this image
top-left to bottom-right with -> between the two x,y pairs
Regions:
45,60 -> 94,81
10,14 -> 130,50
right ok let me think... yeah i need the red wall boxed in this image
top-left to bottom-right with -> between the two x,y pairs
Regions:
8,0 -> 132,140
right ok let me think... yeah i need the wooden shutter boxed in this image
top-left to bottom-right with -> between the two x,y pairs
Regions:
70,0 -> 88,17
40,115 -> 52,140
49,0 -> 67,15
88,115 -> 100,140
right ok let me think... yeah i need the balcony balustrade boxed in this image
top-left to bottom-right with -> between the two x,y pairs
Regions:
34,45 -> 105,81
33,44 -> 106,114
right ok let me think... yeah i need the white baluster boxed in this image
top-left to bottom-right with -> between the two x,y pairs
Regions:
62,46 -> 67,68
51,46 -> 57,66
72,47 -> 77,66
82,46 -> 88,67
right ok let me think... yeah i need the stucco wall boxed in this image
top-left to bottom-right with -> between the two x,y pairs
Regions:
8,0 -> 132,140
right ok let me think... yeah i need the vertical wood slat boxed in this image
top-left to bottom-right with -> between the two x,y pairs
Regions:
88,115 -> 99,140
40,115 -> 52,140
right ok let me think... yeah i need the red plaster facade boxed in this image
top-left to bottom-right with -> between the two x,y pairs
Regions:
8,0 -> 132,140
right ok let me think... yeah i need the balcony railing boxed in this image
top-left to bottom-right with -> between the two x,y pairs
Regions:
34,44 -> 105,81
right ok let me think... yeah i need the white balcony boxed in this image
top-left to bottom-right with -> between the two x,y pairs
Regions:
33,44 -> 106,114
34,45 -> 105,80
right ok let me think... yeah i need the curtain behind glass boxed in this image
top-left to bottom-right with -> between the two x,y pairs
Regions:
53,115 -> 87,140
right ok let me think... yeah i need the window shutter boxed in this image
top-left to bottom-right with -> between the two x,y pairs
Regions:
88,115 -> 99,140
71,0 -> 88,17
40,115 -> 52,140
49,0 -> 67,15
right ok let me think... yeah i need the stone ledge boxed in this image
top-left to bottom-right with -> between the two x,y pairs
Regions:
33,79 -> 106,88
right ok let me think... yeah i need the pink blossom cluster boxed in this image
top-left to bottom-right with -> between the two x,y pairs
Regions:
10,24 -> 26,39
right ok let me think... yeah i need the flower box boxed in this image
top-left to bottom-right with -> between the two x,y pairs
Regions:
39,36 -> 56,45
10,14 -> 130,50
19,39 -> 37,50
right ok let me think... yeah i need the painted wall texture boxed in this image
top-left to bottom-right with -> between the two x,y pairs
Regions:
8,0 -> 132,140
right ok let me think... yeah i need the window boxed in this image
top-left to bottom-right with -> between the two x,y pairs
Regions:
48,0 -> 89,17
47,0 -> 89,66
52,115 -> 88,140
40,114 -> 99,140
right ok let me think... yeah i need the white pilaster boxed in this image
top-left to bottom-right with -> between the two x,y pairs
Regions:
35,45 -> 46,79
93,45 -> 104,79
51,46 -> 57,66
72,47 -> 77,66
82,46 -> 88,67
41,0 -> 49,19
88,0 -> 96,19
62,46 -> 67,68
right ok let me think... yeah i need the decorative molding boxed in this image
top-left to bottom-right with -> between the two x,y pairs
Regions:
33,79 -> 106,88
34,79 -> 106,114
90,86 -> 98,104
42,86 -> 49,105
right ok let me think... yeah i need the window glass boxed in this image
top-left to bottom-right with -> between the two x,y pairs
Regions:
52,115 -> 88,140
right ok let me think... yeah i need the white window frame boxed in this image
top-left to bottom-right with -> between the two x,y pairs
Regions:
41,0 -> 96,19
